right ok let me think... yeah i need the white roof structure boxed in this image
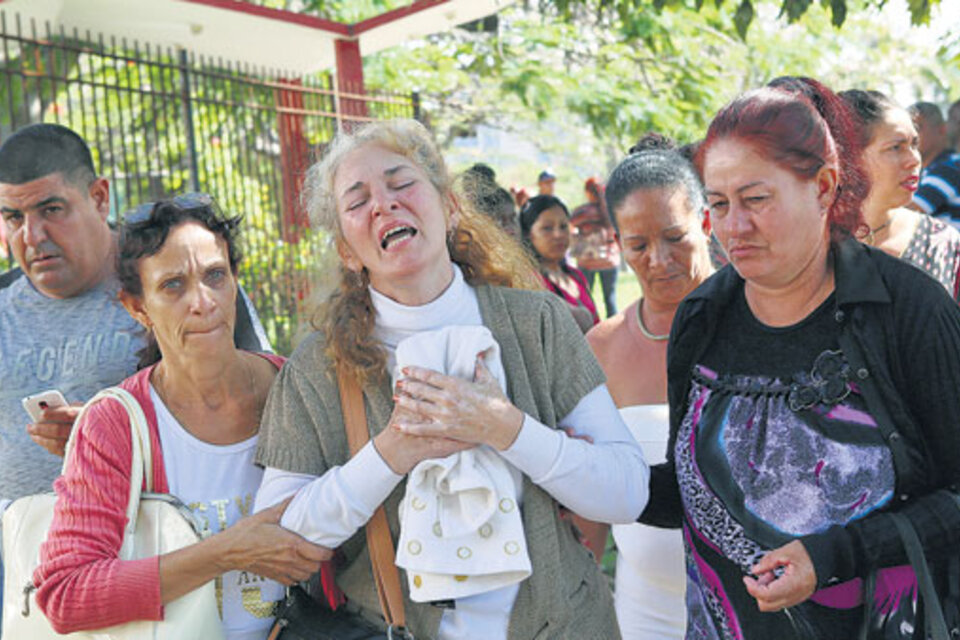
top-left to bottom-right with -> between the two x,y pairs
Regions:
0,0 -> 512,74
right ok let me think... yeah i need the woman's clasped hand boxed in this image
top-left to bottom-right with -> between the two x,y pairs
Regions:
391,355 -> 525,450
252,119 -> 647,640
742,540 -> 818,612
210,498 -> 332,586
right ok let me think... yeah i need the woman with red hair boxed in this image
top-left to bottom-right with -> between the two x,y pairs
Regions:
640,78 -> 960,638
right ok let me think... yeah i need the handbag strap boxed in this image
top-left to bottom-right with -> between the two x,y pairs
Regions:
891,511 -> 951,640
835,327 -> 922,493
62,387 -> 153,559
337,366 -> 408,632
858,567 -> 877,640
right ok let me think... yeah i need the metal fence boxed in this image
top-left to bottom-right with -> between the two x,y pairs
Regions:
0,10 -> 418,353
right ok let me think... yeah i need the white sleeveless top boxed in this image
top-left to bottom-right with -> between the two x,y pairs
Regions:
152,388 -> 280,640
612,405 -> 686,640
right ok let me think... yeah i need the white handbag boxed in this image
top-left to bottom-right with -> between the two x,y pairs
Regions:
1,387 -> 225,639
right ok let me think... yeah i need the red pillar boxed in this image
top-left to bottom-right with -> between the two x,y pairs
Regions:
276,78 -> 310,243
334,38 -> 368,125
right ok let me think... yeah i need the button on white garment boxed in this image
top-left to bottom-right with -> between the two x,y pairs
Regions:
393,326 -> 532,603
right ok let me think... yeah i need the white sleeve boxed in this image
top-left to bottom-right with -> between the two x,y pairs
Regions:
253,441 -> 404,547
498,385 -> 649,524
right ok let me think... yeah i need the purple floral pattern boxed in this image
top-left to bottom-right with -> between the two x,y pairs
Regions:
721,385 -> 895,534
676,358 -> 903,638
676,381 -> 765,571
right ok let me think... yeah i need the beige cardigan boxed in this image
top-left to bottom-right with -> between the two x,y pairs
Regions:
256,284 -> 621,639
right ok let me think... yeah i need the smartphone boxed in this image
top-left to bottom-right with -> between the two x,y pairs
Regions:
22,389 -> 68,422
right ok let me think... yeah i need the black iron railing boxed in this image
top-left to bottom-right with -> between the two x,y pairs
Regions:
0,11 -> 418,353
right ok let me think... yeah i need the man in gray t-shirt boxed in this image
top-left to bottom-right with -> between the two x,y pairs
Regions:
0,269 -> 145,499
0,123 -> 271,502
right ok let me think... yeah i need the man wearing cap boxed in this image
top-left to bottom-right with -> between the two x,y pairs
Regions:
537,168 -> 557,196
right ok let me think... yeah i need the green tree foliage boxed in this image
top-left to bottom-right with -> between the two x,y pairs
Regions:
250,0 -> 941,40
358,1 -> 958,186
546,0 -> 942,39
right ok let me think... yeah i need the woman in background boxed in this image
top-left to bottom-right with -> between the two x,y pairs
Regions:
571,177 -> 620,319
520,194 -> 600,332
839,89 -> 960,299
459,163 -> 521,238
586,149 -> 714,639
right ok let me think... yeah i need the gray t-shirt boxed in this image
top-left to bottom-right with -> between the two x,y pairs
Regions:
0,269 -> 272,502
0,272 -> 145,501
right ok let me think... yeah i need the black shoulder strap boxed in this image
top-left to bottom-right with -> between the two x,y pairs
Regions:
233,286 -> 271,352
890,512 -> 951,640
233,288 -> 258,349
836,312 -> 924,493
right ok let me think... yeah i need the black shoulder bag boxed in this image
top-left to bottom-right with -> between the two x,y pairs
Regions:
840,319 -> 960,640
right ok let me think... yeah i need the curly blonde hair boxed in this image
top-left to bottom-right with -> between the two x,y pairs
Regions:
303,119 -> 541,383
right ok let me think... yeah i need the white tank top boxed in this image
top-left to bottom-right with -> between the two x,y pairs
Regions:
612,405 -> 686,640
152,387 -> 280,640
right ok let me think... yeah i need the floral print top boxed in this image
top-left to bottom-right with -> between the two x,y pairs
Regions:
901,214 -> 960,301
679,290 -> 917,640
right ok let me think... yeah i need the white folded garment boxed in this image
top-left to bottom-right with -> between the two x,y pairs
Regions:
392,326 -> 532,602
